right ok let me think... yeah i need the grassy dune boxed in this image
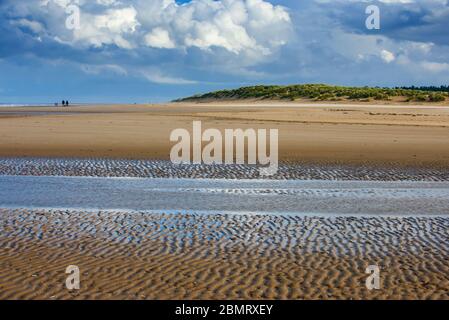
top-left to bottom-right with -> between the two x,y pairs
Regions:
176,84 -> 449,103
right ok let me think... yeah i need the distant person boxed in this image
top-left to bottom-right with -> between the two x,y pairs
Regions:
66,100 -> 69,106
62,100 -> 65,106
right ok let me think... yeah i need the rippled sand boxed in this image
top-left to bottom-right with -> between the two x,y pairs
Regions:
0,208 -> 448,300
1,157 -> 448,299
1,157 -> 449,181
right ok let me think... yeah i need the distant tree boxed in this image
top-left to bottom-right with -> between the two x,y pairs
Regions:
174,84 -> 448,103
400,85 -> 449,93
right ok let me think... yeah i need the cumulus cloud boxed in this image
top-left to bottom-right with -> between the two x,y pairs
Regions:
74,7 -> 140,49
137,0 -> 291,57
296,0 -> 449,86
0,0 -> 293,87
3,0 -> 292,56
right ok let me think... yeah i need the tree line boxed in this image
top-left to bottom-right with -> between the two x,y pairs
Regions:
176,84 -> 448,103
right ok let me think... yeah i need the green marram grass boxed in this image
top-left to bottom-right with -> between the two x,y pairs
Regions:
176,84 -> 448,103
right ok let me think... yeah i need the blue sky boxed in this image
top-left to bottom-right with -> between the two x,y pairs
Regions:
0,0 -> 449,103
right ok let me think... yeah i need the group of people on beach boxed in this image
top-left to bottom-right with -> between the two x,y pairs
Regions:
55,100 -> 69,107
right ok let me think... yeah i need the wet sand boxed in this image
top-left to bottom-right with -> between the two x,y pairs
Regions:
0,158 -> 448,300
0,208 -> 448,300
1,157 -> 449,181
1,103 -> 449,167
0,159 -> 448,300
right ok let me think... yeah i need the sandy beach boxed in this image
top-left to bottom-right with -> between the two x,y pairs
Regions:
1,102 -> 448,300
1,102 -> 449,167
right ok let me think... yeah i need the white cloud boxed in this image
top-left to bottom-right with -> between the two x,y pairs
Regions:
380,49 -> 396,63
72,7 -> 140,49
144,27 -> 175,49
94,7 -> 139,34
136,0 -> 292,58
11,18 -> 45,33
96,0 -> 122,6
27,0 -> 292,57
141,69 -> 197,85
421,61 -> 449,73
81,64 -> 128,75
378,0 -> 415,3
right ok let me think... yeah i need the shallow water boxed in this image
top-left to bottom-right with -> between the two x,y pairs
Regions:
1,175 -> 449,215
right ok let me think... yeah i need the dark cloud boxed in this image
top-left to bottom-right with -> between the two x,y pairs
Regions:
321,0 -> 449,45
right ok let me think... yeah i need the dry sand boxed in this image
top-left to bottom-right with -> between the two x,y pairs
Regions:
1,102 -> 449,167
0,208 -> 448,300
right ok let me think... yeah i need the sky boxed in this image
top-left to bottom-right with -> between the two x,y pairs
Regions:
0,0 -> 448,103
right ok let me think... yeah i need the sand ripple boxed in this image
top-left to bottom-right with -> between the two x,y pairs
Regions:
1,157 -> 448,181
0,208 -> 448,299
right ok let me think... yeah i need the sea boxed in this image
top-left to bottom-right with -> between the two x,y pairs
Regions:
0,103 -> 56,107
